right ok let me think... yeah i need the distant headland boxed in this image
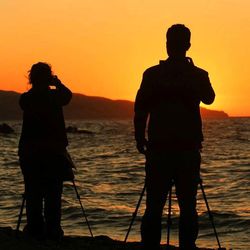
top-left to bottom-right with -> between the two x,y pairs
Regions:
0,90 -> 229,120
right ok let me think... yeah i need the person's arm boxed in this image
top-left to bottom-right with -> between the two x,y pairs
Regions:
134,70 -> 152,154
52,76 -> 72,106
19,93 -> 29,110
197,71 -> 215,105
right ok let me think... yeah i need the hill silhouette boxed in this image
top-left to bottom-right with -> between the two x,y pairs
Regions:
0,90 -> 228,120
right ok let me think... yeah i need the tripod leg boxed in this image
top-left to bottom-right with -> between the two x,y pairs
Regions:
124,182 -> 146,243
199,178 -> 222,249
166,183 -> 172,248
15,193 -> 26,237
72,180 -> 94,237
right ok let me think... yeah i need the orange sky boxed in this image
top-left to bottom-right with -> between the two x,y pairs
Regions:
0,0 -> 249,116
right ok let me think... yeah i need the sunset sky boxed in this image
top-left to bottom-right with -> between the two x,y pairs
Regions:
0,0 -> 249,116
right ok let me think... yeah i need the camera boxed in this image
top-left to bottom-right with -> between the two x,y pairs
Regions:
50,75 -> 61,86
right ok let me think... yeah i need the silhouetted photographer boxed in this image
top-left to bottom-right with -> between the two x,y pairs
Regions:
134,24 -> 215,250
18,62 -> 72,241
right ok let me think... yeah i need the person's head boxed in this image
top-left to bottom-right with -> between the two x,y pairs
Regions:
166,24 -> 191,58
28,62 -> 53,88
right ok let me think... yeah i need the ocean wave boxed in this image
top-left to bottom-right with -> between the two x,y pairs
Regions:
0,119 -> 249,249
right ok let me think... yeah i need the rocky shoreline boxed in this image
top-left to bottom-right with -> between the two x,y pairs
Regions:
0,227 -> 220,250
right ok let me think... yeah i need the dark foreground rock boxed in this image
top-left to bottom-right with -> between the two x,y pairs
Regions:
0,123 -> 14,134
66,126 -> 94,135
0,227 -> 221,250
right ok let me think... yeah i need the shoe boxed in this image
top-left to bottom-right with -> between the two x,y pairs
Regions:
23,224 -> 46,241
46,227 -> 64,242
141,244 -> 161,250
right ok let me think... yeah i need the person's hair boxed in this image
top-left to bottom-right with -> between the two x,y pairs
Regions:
166,24 -> 191,52
28,62 -> 53,86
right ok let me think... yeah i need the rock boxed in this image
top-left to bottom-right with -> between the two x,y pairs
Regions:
66,126 -> 78,133
0,123 -> 14,134
0,227 -> 221,250
66,126 -> 94,135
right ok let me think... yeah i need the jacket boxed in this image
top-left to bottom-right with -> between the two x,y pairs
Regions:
134,57 -> 215,150
18,84 -> 72,156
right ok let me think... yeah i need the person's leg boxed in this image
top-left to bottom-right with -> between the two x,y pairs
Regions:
24,176 -> 45,240
20,156 -> 46,240
44,178 -> 63,240
175,150 -> 200,249
141,152 -> 172,250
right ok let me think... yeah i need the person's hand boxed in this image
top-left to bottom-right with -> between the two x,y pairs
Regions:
51,75 -> 62,87
136,139 -> 148,154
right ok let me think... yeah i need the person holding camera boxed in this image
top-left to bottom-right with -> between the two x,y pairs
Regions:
18,62 -> 72,241
134,24 -> 215,250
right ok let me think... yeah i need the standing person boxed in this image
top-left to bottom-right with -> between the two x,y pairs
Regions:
134,24 -> 215,250
18,62 -> 72,241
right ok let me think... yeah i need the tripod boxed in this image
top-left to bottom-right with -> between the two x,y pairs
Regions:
124,178 -> 224,249
15,179 -> 93,238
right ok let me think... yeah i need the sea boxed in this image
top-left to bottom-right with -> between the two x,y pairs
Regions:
0,118 -> 249,250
